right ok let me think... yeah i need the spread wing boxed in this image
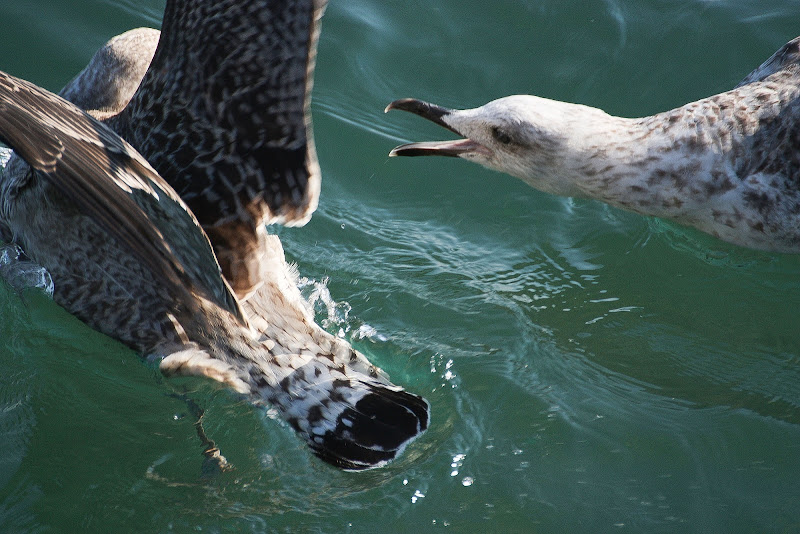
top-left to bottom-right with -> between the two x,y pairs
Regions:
119,0 -> 327,229
0,70 -> 243,320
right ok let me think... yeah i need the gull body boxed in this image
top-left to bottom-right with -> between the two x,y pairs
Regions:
0,0 -> 429,469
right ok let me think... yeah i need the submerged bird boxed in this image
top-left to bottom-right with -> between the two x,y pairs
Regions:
0,0 -> 428,470
386,36 -> 800,253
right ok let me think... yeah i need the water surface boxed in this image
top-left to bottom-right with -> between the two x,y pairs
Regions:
1,0 -> 799,532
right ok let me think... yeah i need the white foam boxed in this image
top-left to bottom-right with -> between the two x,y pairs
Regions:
0,244 -> 54,296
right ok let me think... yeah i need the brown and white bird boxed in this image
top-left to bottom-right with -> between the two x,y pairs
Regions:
67,0 -> 326,298
387,36 -> 800,253
0,0 -> 428,470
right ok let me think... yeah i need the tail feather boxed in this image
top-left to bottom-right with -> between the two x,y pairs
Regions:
255,359 -> 429,470
231,235 -> 430,469
307,383 -> 429,470
344,384 -> 430,449
161,344 -> 431,470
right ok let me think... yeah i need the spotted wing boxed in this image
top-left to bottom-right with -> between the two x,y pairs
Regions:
0,70 -> 243,320
120,0 -> 327,230
736,36 -> 800,87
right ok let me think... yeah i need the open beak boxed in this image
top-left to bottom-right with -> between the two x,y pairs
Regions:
385,98 -> 489,158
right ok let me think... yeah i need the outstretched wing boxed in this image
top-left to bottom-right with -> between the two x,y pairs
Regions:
0,70 -> 243,320
120,0 -> 327,229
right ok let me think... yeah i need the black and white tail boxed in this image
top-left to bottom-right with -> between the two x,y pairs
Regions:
265,359 -> 430,470
242,233 -> 430,469
161,345 -> 430,470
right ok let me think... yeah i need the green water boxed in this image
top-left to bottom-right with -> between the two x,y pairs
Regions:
1,0 -> 799,532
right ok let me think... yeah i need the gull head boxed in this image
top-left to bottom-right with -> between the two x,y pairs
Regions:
386,95 -> 587,196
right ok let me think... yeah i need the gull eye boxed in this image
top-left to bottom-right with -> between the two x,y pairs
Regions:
491,126 -> 513,145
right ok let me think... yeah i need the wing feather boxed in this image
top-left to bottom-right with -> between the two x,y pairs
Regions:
120,0 -> 327,228
0,71 -> 243,320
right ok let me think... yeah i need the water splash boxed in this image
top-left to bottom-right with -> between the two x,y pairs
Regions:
450,453 -> 466,477
296,275 -> 386,343
1,150 -> 54,296
297,276 -> 352,336
0,147 -> 11,168
0,245 -> 54,296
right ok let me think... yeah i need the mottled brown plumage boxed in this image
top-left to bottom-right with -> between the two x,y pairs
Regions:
111,0 -> 325,297
0,70 -> 428,470
0,0 -> 430,469
41,0 -> 325,298
387,36 -> 800,253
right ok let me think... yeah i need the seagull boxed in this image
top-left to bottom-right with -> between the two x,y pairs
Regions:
0,0 -> 429,470
386,36 -> 800,253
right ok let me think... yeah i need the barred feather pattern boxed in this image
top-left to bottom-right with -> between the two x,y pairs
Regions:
8,0 -> 328,296
0,25 -> 428,469
81,0 -> 329,296
115,0 -> 325,227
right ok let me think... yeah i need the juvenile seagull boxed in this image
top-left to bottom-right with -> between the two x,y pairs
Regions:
0,70 -> 428,470
0,0 -> 429,470
3,0 -> 341,344
387,36 -> 800,253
